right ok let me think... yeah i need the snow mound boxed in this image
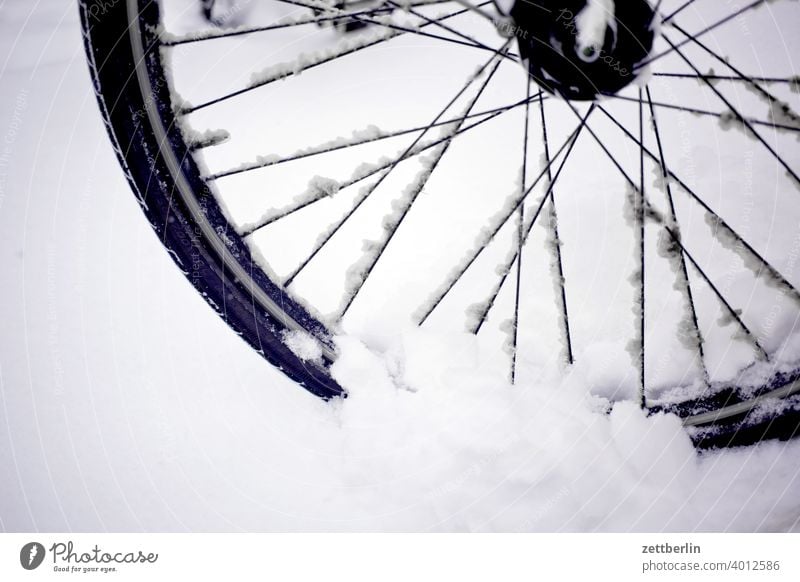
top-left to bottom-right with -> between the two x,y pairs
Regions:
322,328 -> 800,531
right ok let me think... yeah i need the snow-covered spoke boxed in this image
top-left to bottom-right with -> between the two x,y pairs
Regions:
471,81 -> 532,340
416,106 -> 595,326
666,21 -> 800,135
161,7 -> 394,45
236,50 -> 521,238
236,106 -> 518,236
664,227 -> 770,361
206,95 -> 545,181
182,31 -> 399,114
537,91 -> 573,367
661,34 -> 800,187
467,99 -> 580,340
635,90 -> 646,408
564,99 -> 771,372
509,79 -> 537,383
280,46 -> 513,287
335,53 -> 508,318
429,142 -> 579,333
604,93 -> 800,135
595,104 -> 800,310
636,0 -> 770,71
160,0 -> 456,46
653,72 -> 800,87
645,86 -> 709,387
508,82 -> 531,384
179,3 -> 501,114
384,0 -> 519,62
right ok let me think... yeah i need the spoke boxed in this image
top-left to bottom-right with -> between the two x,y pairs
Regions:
337,51 -> 507,317
653,72 -> 800,86
162,0 -> 460,46
667,21 -> 800,131
208,93 -> 546,181
462,108 -> 589,337
665,227 -> 770,361
472,82 -> 533,339
637,88 -> 646,408
661,33 -> 800,186
240,100 -> 511,234
416,106 -> 595,326
645,85 -> 709,386
559,99 -> 770,366
538,90 -> 574,365
161,3 -> 405,45
281,46 -> 509,286
509,81 -> 532,384
293,2 -> 502,53
180,2 -> 501,114
604,93 -> 800,134
386,0 -> 520,62
636,0 -> 767,71
661,0 -> 700,24
239,66 -> 523,236
595,103 -> 800,309
470,90 -> 579,376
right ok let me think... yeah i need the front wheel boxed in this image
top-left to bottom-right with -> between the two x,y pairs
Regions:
81,0 -> 800,447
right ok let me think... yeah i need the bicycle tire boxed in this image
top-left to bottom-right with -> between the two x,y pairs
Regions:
80,0 -> 344,399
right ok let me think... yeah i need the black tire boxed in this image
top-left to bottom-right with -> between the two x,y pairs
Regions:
79,0 -> 344,399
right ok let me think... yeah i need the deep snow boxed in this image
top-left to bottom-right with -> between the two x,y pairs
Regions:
0,0 -> 799,532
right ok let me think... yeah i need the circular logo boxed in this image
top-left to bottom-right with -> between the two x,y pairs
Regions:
19,542 -> 46,570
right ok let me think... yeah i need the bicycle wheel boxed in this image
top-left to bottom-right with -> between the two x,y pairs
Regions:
80,0 -> 800,447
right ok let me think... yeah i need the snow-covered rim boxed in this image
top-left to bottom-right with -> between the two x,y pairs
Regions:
683,376 -> 800,427
126,0 -> 337,363
130,0 -> 800,431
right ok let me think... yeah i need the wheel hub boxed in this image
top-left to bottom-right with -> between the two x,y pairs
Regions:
505,0 -> 656,100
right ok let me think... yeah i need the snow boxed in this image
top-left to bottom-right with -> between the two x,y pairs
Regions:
181,126 -> 231,149
329,331 -> 800,531
282,329 -> 325,365
575,0 -> 616,58
0,0 -> 799,534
